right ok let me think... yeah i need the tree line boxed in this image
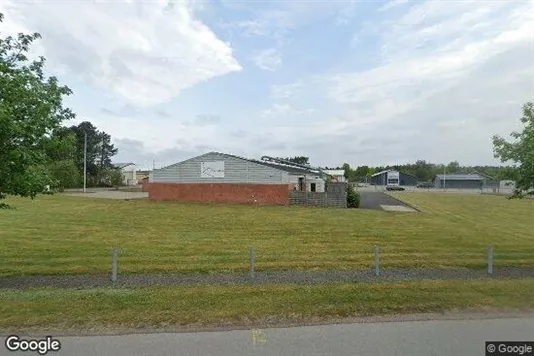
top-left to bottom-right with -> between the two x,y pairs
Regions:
282,157 -> 519,183
39,121 -> 120,190
334,161 -> 519,183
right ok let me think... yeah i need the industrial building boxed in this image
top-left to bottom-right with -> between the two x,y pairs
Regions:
112,162 -> 137,186
323,170 -> 346,183
433,173 -> 497,189
148,152 -> 346,206
369,170 -> 419,187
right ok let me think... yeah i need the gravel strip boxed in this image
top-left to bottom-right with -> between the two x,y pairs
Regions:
1,268 -> 534,289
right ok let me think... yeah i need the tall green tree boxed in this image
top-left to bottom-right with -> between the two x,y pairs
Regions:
68,121 -> 118,187
492,100 -> 534,197
447,161 -> 461,174
0,13 -> 75,207
341,163 -> 351,180
38,127 -> 80,189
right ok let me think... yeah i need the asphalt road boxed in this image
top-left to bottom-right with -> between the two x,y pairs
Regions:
3,317 -> 533,356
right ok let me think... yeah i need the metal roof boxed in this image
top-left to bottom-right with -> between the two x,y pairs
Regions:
371,169 -> 396,177
323,169 -> 345,176
112,162 -> 136,169
435,173 -> 486,181
158,152 -> 321,175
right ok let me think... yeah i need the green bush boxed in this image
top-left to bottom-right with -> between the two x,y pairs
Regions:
347,184 -> 360,208
47,160 -> 80,190
109,169 -> 124,189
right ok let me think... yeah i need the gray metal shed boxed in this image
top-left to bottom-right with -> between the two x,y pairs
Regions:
370,170 -> 419,186
433,173 -> 497,189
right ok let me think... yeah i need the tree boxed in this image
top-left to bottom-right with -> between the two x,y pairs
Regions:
447,161 -> 461,174
492,101 -> 534,198
37,127 -> 81,189
283,156 -> 309,165
47,159 -> 80,190
346,184 -> 360,208
341,163 -> 351,180
0,13 -> 75,207
109,169 -> 124,189
68,121 -> 118,187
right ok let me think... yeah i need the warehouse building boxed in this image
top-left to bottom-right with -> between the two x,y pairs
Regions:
148,152 -> 332,205
323,170 -> 346,183
369,170 -> 419,186
112,162 -> 137,186
433,173 -> 497,189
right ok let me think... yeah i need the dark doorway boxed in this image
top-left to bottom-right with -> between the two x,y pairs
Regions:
298,177 -> 305,191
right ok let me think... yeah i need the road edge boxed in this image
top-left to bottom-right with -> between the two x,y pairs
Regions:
3,309 -> 534,337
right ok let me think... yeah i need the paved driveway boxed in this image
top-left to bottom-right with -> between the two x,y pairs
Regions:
359,191 -> 408,210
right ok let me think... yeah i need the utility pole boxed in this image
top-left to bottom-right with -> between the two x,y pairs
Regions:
153,159 -> 155,171
83,131 -> 87,193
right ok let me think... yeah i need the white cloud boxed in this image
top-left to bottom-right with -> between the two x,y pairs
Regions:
270,81 -> 305,100
324,0 -> 534,127
378,0 -> 411,12
335,1 -> 359,26
257,0 -> 534,166
222,2 -> 357,44
253,48 -> 282,71
260,104 -> 314,118
0,0 -> 241,108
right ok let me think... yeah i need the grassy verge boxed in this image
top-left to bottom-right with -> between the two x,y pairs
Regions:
1,279 -> 534,332
1,193 -> 533,276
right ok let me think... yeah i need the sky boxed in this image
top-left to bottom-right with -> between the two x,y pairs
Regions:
1,0 -> 533,170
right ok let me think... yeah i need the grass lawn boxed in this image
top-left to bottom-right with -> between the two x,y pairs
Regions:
0,193 -> 533,276
1,279 -> 533,332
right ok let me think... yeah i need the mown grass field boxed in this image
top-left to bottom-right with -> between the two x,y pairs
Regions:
1,279 -> 534,331
1,192 -> 533,277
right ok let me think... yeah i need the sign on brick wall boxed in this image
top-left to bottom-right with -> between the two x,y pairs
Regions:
201,161 -> 225,178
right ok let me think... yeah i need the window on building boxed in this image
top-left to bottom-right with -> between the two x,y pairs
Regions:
310,183 -> 316,192
387,178 -> 399,185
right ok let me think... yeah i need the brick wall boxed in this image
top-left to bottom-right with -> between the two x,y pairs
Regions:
289,182 -> 347,208
149,183 -> 291,205
141,178 -> 150,192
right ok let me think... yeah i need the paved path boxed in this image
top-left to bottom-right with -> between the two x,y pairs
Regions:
359,191 -> 411,210
1,268 -> 533,289
3,316 -> 532,355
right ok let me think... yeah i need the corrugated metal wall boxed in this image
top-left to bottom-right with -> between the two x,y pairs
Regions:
152,152 -> 290,184
399,173 -> 418,186
370,173 -> 387,186
434,178 -> 484,189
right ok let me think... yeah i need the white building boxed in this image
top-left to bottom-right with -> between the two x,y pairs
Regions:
323,169 -> 346,183
113,163 -> 137,186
